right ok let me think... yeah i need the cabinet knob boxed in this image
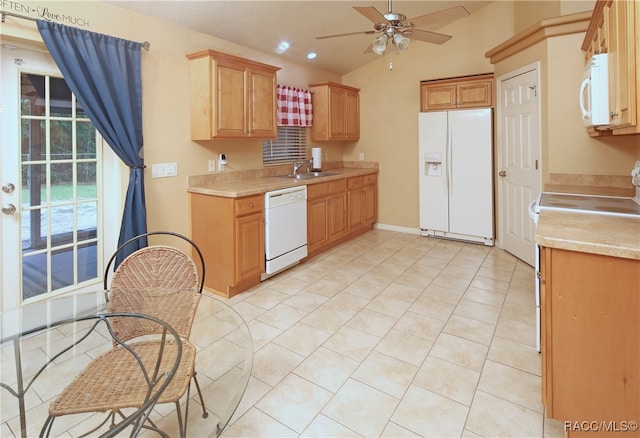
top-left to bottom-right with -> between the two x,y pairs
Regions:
610,111 -> 618,119
249,202 -> 254,208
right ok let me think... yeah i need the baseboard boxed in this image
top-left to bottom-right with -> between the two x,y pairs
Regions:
374,223 -> 421,235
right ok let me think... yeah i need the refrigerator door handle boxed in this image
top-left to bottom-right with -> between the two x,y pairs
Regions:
446,120 -> 452,197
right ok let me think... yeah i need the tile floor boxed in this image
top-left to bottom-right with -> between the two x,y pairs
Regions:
220,229 -> 564,437
1,229 -> 566,437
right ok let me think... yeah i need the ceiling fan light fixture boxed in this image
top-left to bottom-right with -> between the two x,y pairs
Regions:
393,33 -> 410,53
372,34 -> 388,55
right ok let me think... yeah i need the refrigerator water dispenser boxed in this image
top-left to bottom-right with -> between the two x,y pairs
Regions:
424,153 -> 442,177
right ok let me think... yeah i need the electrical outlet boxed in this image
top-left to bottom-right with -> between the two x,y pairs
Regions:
359,152 -> 365,161
208,160 -> 216,172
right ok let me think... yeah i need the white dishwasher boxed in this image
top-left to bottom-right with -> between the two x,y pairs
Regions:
264,185 -> 308,277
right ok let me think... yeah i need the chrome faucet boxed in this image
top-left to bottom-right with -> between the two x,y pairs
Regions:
292,159 -> 313,175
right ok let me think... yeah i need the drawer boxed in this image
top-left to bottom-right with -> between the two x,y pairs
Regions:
307,182 -> 328,200
327,179 -> 347,194
235,195 -> 263,216
348,176 -> 363,190
363,173 -> 377,186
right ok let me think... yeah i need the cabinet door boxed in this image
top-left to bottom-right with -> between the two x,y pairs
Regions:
363,184 -> 377,225
308,197 -> 328,253
216,62 -> 248,138
348,189 -> 363,231
327,192 -> 347,241
345,90 -> 360,140
421,84 -> 457,111
543,247 -> 640,421
607,0 -> 635,128
329,88 -> 346,139
249,68 -> 277,138
456,80 -> 493,108
235,213 -> 264,281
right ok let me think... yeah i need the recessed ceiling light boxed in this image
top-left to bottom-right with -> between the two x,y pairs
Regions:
307,52 -> 317,60
276,41 -> 290,54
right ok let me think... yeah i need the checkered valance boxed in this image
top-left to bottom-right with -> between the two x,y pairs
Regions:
277,84 -> 313,127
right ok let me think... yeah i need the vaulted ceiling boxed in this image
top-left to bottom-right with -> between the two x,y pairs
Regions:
110,1 -> 493,75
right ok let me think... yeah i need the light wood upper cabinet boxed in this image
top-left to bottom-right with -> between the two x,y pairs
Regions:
309,82 -> 360,141
582,0 -> 639,135
187,50 -> 280,140
421,74 -> 493,111
606,0 -> 635,129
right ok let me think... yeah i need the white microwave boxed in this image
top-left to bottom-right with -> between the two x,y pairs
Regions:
579,53 -> 609,127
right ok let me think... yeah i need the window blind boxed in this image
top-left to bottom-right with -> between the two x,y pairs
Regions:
263,126 -> 307,165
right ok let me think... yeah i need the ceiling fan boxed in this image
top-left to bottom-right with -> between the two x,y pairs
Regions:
316,0 -> 470,55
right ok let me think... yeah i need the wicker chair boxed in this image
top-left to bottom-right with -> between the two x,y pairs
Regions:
44,232 -> 208,438
107,232 -> 208,434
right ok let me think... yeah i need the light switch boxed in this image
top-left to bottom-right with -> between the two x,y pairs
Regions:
166,163 -> 178,177
151,163 -> 166,178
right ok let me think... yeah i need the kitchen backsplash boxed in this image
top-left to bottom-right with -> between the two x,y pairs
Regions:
187,161 -> 379,187
549,173 -> 634,190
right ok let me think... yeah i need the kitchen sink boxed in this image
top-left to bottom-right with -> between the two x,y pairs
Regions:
277,172 -> 338,180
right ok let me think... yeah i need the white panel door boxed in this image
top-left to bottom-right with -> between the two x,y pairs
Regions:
448,109 -> 493,239
418,112 -> 448,232
498,66 -> 540,266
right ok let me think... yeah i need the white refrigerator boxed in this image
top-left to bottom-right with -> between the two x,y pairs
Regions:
418,109 -> 494,246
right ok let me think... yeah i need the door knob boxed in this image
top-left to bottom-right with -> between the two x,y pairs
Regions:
2,204 -> 17,215
2,183 -> 15,193
498,171 -> 507,177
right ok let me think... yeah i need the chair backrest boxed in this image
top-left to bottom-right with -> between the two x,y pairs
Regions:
108,288 -> 201,342
104,231 -> 205,293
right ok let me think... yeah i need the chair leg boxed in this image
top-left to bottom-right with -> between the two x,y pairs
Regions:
192,371 -> 209,418
40,415 -> 54,437
174,400 -> 185,438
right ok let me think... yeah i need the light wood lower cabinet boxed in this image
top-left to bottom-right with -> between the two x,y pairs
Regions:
190,172 -> 378,296
307,173 -> 377,256
190,193 -> 264,298
347,174 -> 378,231
540,246 -> 639,434
307,179 -> 348,254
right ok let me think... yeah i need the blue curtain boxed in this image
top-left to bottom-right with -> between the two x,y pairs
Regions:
37,21 -> 147,266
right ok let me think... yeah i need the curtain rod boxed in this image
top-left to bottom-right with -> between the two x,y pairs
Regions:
1,11 -> 150,51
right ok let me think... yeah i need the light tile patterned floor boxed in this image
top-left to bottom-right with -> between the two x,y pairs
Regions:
220,229 -> 564,437
1,229 -> 566,437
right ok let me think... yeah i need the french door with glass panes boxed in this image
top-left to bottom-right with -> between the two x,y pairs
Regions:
1,42 -> 119,314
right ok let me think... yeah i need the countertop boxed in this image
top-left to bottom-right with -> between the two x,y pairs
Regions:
187,162 -> 379,198
535,210 -> 640,260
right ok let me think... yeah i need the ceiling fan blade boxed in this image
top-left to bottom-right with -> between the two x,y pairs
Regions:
408,29 -> 452,45
408,6 -> 470,28
353,6 -> 388,24
316,30 -> 376,40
